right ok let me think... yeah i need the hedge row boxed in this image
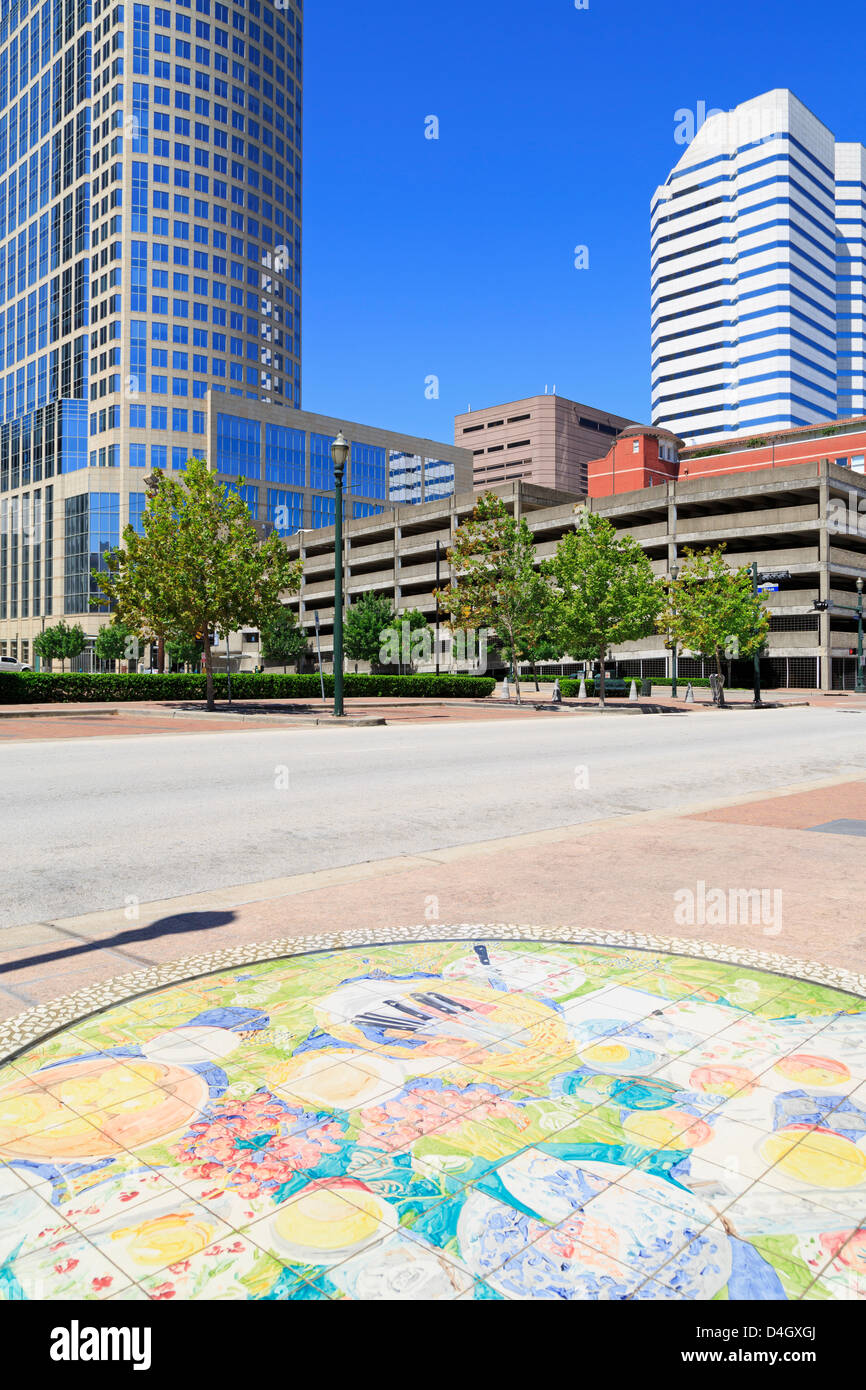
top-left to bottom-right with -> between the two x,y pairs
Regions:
556,676 -> 714,695
0,672 -> 496,704
646,676 -> 712,689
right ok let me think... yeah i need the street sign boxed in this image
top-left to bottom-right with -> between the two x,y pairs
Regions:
758,584 -> 779,593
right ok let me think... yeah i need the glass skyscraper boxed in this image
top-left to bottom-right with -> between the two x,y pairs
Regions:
0,0 -> 303,665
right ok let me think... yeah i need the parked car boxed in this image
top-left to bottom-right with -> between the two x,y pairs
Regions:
0,656 -> 30,672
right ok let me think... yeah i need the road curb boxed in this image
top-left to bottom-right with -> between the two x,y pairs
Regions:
0,707 -> 121,720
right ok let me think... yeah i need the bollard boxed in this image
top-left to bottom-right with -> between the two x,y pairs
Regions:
629,679 -> 639,701
685,683 -> 694,703
552,678 -> 562,704
578,676 -> 587,700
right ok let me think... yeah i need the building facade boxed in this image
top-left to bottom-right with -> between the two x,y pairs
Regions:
455,393 -> 634,496
0,0 -> 303,665
652,89 -> 866,446
587,424 -> 683,497
207,394 -> 473,535
587,415 -> 866,495
281,463 -> 866,692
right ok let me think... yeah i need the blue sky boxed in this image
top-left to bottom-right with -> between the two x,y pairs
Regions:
301,0 -> 866,445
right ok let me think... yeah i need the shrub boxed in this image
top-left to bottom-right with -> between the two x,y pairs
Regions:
0,672 -> 496,704
560,678 -> 628,698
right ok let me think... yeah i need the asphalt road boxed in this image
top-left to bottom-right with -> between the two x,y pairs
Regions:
1,707 -> 862,929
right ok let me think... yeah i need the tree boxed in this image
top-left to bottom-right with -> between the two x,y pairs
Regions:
497,569 -> 565,690
260,607 -> 308,672
60,622 -> 86,671
343,592 -> 397,668
165,631 -> 203,672
33,625 -> 63,672
399,608 -> 434,672
658,545 -> 770,707
434,492 -> 543,702
373,605 -> 434,672
35,621 -> 87,672
95,459 -> 302,710
94,621 -> 140,667
546,510 -> 664,706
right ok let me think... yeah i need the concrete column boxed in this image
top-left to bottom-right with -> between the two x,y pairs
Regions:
393,522 -> 401,610
667,483 -> 678,684
667,484 -> 678,570
297,537 -> 307,624
818,462 -> 832,692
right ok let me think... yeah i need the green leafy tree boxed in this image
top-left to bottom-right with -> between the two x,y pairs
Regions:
344,592 -> 397,669
399,608 -> 434,672
373,605 -> 434,672
260,607 -> 309,672
38,620 -> 86,672
401,608 -> 432,639
434,492 -> 544,702
33,624 -> 64,672
658,545 -> 770,706
94,621 -> 140,667
546,510 -> 664,706
165,631 -> 203,672
498,570 -> 565,690
94,458 -> 302,710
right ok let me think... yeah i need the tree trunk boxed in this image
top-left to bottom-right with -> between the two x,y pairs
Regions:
598,647 -> 606,708
531,661 -> 539,692
203,635 -> 215,711
157,637 -> 165,673
508,627 -> 522,704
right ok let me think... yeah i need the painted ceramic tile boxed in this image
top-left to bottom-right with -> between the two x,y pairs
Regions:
0,938 -> 864,1300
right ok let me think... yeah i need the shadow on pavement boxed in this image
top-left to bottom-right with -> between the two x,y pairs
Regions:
0,910 -> 237,976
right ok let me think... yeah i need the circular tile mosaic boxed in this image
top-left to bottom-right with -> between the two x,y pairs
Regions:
1,935 -> 865,1301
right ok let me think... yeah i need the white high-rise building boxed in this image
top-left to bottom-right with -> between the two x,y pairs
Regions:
651,90 -> 866,445
836,142 -> 866,419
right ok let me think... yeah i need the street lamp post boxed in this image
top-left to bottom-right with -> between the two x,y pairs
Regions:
435,538 -> 441,677
857,577 -> 865,695
330,432 -> 349,718
670,560 -> 679,699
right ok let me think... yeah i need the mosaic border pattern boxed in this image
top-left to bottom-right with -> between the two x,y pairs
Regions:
2,923 -> 864,1065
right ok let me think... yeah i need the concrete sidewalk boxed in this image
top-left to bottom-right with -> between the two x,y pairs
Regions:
1,771 -> 862,1019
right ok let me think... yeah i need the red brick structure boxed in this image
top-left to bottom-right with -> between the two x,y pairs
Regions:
588,418 -> 866,497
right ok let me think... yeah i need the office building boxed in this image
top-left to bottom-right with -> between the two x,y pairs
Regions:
652,89 -> 866,446
0,0 -> 303,664
455,393 -> 634,495
206,395 -> 472,535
